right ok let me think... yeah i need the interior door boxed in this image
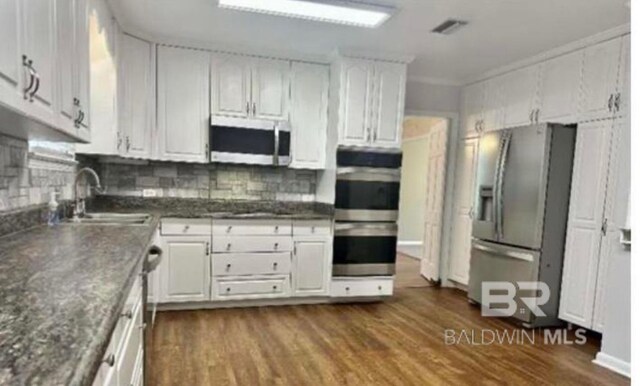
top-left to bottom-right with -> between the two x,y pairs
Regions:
211,54 -> 251,118
558,120 -> 613,328
251,58 -> 289,120
498,125 -> 549,249
340,59 -> 373,145
448,138 -> 478,285
370,61 -> 405,148
0,0 -> 23,110
420,121 -> 448,281
538,51 -> 582,123
502,65 -> 540,129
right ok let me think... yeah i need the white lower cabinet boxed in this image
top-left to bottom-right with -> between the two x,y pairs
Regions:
330,277 -> 393,298
160,236 -> 211,303
214,276 -> 291,300
93,278 -> 144,386
292,236 -> 332,297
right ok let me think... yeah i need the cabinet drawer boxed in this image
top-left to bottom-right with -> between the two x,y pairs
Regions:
212,236 -> 292,253
212,220 -> 292,236
161,218 -> 211,235
215,276 -> 290,299
293,220 -> 331,236
330,278 -> 393,298
213,252 -> 291,276
117,298 -> 143,386
111,277 -> 141,356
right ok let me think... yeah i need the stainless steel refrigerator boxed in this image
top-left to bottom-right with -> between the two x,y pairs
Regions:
468,123 -> 576,328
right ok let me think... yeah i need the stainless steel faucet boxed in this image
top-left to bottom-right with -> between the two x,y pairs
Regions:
73,167 -> 104,221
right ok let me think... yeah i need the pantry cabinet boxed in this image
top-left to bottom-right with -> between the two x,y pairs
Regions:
210,54 -> 289,121
289,62 -> 329,169
337,57 -> 407,148
160,236 -> 211,303
501,65 -> 540,129
157,45 -> 210,163
579,37 -> 623,122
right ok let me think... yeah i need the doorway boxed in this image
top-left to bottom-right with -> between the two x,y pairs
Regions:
396,116 -> 449,287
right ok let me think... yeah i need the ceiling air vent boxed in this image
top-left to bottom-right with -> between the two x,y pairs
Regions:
431,19 -> 468,35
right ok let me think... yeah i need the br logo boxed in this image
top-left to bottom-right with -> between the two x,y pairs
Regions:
481,281 -> 550,317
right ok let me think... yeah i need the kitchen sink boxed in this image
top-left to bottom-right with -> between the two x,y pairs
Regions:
65,213 -> 153,226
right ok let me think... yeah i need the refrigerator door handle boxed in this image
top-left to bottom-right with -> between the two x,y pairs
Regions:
492,132 -> 506,237
496,131 -> 513,240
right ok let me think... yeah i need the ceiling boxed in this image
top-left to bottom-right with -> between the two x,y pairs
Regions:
110,0 -> 629,84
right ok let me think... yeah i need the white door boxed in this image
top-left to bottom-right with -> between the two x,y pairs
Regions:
481,76 -> 505,132
421,121 -> 448,281
289,62 -> 329,169
251,58 -> 289,120
157,46 -> 209,163
55,0 -> 77,134
559,119 -> 613,328
538,50 -> 583,123
370,61 -> 405,148
22,0 -> 57,123
74,0 -> 90,133
0,0 -> 24,111
448,138 -> 478,285
579,37 -> 622,122
292,239 -> 331,297
119,34 -> 153,159
210,54 -> 251,118
461,82 -> 485,137
340,59 -> 374,146
502,65 -> 540,129
161,236 -> 211,303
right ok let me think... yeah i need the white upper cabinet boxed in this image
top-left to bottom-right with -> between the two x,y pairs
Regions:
0,0 -> 23,111
289,62 -> 329,169
579,37 -> 623,122
157,45 -> 210,163
118,34 -> 154,159
74,0 -> 91,136
22,0 -> 57,123
537,50 -> 583,124
501,65 -> 540,129
370,61 -> 406,148
210,54 -> 251,118
210,54 -> 289,120
461,82 -> 485,137
251,58 -> 290,120
618,35 -> 630,117
339,58 -> 374,146
481,76 -> 505,132
337,57 -> 407,148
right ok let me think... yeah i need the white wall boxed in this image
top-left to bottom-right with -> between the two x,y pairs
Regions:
405,80 -> 461,115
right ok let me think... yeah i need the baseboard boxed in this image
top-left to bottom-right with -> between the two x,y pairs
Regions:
397,241 -> 423,259
593,352 -> 631,378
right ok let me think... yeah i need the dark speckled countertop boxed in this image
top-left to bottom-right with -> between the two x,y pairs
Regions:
0,217 -> 159,386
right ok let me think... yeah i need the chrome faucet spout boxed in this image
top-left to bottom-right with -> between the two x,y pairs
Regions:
73,167 -> 103,220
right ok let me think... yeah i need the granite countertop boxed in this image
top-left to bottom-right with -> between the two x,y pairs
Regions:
0,217 -> 159,386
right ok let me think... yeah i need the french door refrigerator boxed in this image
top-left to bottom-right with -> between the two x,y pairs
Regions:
468,123 -> 576,328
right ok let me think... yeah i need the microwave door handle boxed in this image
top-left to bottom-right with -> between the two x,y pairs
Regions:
273,123 -> 280,166
497,131 -> 512,240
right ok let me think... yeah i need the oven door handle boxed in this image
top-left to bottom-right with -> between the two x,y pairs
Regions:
335,222 -> 398,236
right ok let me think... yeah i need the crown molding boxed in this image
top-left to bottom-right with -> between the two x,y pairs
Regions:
406,76 -> 462,87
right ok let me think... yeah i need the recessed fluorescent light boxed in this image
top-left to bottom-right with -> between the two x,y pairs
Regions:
218,0 -> 394,28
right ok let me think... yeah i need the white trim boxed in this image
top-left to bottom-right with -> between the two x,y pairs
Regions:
465,23 -> 630,85
397,241 -> 423,246
407,76 -> 463,87
158,296 -> 331,311
27,152 -> 78,172
333,48 -> 415,64
593,352 -> 631,378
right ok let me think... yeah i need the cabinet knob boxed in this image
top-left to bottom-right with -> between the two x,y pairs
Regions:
226,263 -> 231,271
226,287 -> 231,292
345,287 -> 350,292
274,243 -> 279,250
378,286 -> 382,291
103,354 -> 115,367
311,226 -> 315,233
226,243 -> 231,251
274,226 -> 279,233
273,262 -> 278,270
183,225 -> 190,232
272,285 -> 277,291
226,226 -> 232,233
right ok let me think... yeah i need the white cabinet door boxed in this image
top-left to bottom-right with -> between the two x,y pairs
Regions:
289,62 -> 329,169
461,82 -> 485,137
339,58 -> 374,146
0,0 -> 24,111
559,119 -> 613,328
210,54 -> 251,118
617,35 -> 630,117
579,37 -> 622,122
481,76 -> 504,132
292,238 -> 331,297
157,46 -> 209,162
55,0 -> 77,134
251,57 -> 289,120
502,65 -> 540,129
161,236 -> 211,303
448,138 -> 478,285
74,0 -> 90,134
370,61 -> 405,148
119,34 -> 153,159
22,0 -> 57,123
538,50 -> 583,123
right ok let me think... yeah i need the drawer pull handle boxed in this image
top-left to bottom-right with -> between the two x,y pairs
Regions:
275,226 -> 279,233
226,226 -> 232,233
345,287 -> 350,292
311,226 -> 315,233
226,263 -> 231,271
103,354 -> 115,367
273,262 -> 278,270
378,286 -> 382,291
226,287 -> 231,292
120,310 -> 133,319
272,285 -> 277,291
226,243 -> 231,251
274,243 -> 279,250
183,225 -> 190,232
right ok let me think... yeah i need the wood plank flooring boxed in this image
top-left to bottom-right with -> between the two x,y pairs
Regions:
146,287 -> 628,386
394,253 -> 434,289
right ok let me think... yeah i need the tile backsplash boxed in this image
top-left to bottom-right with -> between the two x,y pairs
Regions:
98,160 -> 317,202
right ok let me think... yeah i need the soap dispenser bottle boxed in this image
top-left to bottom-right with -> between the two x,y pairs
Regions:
47,191 -> 60,226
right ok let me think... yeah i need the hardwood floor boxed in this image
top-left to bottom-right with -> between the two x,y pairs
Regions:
147,287 -> 629,386
394,253 -> 434,289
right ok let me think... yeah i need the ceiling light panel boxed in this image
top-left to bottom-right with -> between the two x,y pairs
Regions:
218,0 -> 394,28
